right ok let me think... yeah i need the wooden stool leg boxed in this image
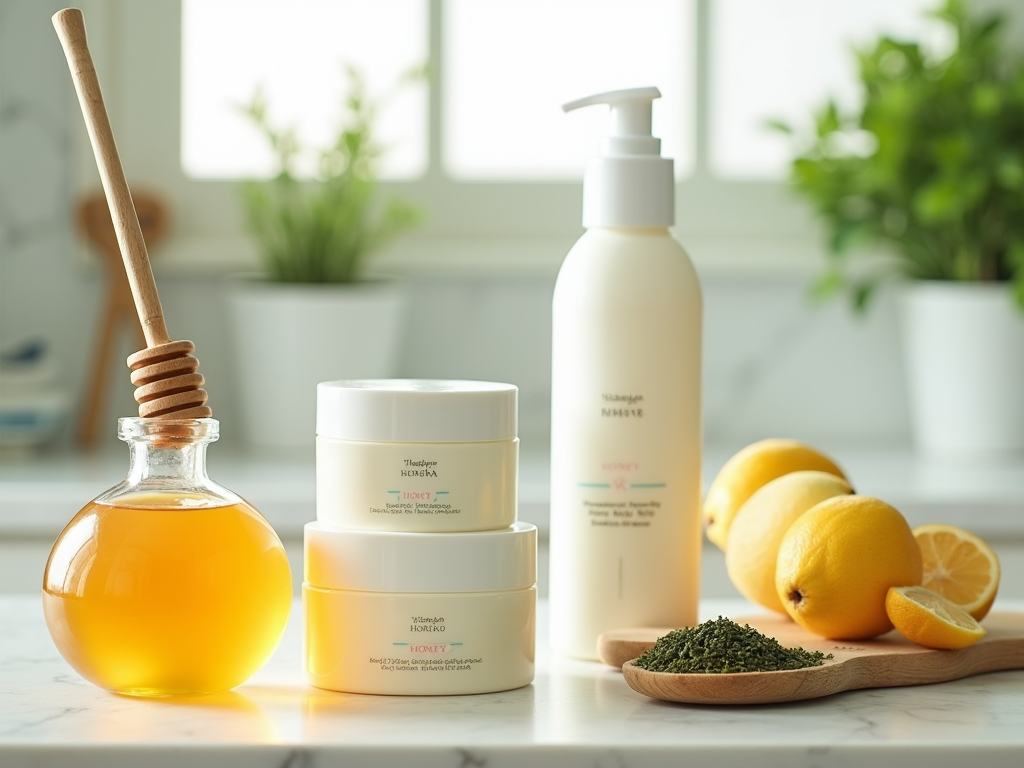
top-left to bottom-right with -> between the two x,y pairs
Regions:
78,279 -> 122,447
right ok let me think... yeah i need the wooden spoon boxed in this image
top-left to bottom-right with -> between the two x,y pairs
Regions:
53,8 -> 210,420
600,611 -> 1024,705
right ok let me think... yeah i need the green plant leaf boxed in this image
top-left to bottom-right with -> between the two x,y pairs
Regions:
764,119 -> 794,135
815,100 -> 841,136
851,279 -> 880,314
996,154 -> 1024,190
236,65 -> 424,283
810,270 -> 845,303
830,219 -> 875,254
775,0 -> 1024,310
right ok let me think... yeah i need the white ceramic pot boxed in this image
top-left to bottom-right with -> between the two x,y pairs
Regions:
901,282 -> 1024,459
226,277 -> 407,450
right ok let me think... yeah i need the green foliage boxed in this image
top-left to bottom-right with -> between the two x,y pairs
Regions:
239,66 -> 422,284
776,0 -> 1024,311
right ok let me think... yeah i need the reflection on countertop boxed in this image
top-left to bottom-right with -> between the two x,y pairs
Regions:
1,595 -> 1023,768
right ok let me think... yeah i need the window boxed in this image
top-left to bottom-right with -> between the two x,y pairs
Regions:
710,0 -> 944,179
73,0 -> 946,274
443,0 -> 694,180
181,0 -> 428,180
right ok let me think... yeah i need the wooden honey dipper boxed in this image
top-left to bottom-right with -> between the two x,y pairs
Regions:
53,8 -> 211,420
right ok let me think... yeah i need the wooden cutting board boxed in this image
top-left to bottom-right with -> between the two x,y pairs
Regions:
598,611 -> 1024,705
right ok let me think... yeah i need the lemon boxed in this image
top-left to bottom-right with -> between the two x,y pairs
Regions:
886,585 -> 986,649
703,439 -> 847,550
913,524 -> 1001,621
726,471 -> 853,613
775,495 -> 922,640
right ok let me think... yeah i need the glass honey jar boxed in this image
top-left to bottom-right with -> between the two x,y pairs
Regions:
43,418 -> 292,696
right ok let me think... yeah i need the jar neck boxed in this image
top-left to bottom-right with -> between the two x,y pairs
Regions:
99,418 -> 236,505
127,438 -> 212,486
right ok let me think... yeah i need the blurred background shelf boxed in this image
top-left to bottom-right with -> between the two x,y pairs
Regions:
3,445 -> 1022,601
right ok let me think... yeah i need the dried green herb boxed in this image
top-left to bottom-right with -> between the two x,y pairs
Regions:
633,617 -> 833,674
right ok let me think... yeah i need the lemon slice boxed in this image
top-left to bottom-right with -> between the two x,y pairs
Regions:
913,524 -> 1001,621
886,586 -> 986,649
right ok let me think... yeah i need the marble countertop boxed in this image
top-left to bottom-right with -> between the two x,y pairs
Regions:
2,596 -> 1023,768
3,445 -> 1023,539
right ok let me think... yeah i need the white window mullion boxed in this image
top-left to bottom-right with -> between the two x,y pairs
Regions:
692,0 -> 712,180
427,0 -> 445,179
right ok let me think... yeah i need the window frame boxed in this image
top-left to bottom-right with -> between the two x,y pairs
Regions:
73,0 -> 824,278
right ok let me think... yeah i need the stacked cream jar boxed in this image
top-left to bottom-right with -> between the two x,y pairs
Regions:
304,379 -> 537,695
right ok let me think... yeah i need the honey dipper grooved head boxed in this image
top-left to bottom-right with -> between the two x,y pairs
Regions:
127,340 -> 212,419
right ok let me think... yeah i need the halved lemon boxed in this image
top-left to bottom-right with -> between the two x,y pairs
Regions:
913,524 -> 1000,621
886,586 -> 986,649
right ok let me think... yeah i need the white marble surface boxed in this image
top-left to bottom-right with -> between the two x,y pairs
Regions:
2,596 -> 1023,768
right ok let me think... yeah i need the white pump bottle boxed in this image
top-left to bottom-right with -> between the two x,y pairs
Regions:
549,87 -> 702,659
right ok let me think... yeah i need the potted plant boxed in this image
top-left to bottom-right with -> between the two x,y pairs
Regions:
226,67 -> 421,450
775,0 -> 1024,458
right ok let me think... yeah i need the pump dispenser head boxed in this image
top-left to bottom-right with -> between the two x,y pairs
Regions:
563,86 -> 674,228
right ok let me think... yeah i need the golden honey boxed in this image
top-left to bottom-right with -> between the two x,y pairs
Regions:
43,492 -> 292,696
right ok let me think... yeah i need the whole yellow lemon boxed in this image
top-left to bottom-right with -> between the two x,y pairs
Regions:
703,439 -> 847,550
775,495 -> 922,640
726,471 -> 853,613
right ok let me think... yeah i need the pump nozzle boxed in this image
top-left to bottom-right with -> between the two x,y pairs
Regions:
562,86 -> 673,228
563,86 -> 662,157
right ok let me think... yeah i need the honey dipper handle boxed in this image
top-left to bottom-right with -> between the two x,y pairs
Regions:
52,8 -> 170,348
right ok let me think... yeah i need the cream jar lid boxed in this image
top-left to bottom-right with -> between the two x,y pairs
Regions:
304,521 -> 536,593
317,379 -> 518,442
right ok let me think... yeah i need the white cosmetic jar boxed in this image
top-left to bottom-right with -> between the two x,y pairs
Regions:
303,521 -> 537,695
316,379 -> 519,533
